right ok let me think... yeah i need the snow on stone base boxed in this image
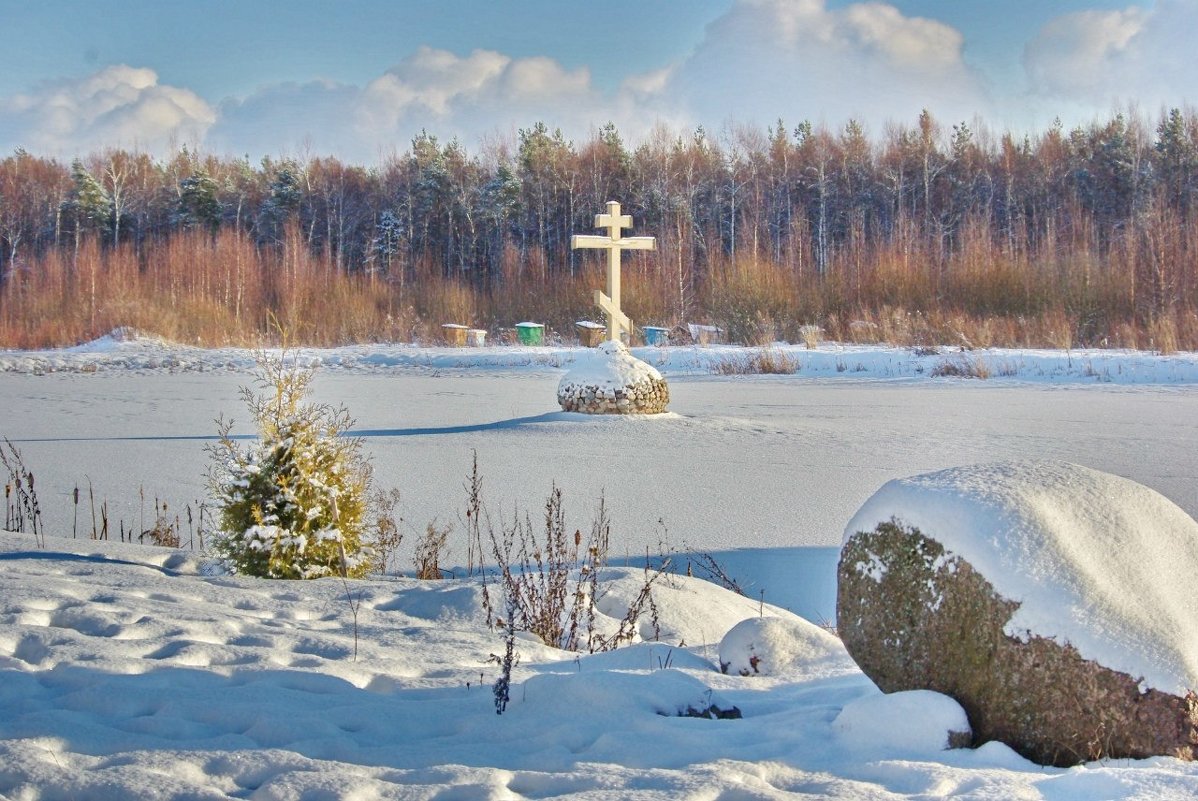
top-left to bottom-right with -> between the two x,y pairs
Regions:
557,340 -> 670,414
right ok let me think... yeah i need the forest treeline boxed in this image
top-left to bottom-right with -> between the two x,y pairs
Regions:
1,108 -> 1197,350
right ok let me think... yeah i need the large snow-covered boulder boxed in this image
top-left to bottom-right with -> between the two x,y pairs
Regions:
837,461 -> 1198,767
557,341 -> 669,414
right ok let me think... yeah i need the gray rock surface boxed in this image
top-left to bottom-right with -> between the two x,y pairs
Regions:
838,520 -> 1198,766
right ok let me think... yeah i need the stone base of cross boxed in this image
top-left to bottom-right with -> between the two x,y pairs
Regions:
557,340 -> 670,414
571,200 -> 655,343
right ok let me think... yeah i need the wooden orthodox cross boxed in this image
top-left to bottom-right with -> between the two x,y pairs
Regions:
571,201 -> 656,343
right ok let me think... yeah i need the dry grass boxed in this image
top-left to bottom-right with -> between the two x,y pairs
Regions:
2,216 -> 1197,351
1149,316 -> 1180,355
2,439 -> 44,547
712,348 -> 799,375
931,354 -> 992,380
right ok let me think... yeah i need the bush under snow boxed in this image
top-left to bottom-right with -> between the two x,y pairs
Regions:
717,615 -> 847,678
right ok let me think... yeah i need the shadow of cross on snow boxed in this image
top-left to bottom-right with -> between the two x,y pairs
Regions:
351,411 -> 603,437
4,411 -> 603,443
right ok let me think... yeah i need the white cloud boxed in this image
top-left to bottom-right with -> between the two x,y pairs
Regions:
1024,8 -> 1148,97
653,0 -> 988,133
841,3 -> 964,72
1023,1 -> 1198,112
620,66 -> 675,99
501,56 -> 590,100
0,65 -> 215,156
0,0 -> 1024,161
208,47 -> 638,162
358,47 -> 597,139
361,47 -> 510,126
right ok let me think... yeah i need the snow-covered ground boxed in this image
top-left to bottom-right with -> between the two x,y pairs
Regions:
5,532 -> 1198,800
2,334 -> 1198,798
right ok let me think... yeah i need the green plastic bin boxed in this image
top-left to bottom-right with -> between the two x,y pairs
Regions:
515,322 -> 544,346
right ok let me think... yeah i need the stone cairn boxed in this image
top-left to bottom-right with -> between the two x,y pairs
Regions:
558,341 -> 670,414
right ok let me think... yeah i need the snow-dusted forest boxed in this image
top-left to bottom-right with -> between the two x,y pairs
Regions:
2,110 -> 1197,350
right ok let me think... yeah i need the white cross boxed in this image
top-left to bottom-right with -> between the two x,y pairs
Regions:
571,200 -> 656,343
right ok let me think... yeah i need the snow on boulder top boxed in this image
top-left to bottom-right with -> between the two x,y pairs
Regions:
844,460 -> 1198,695
558,340 -> 663,390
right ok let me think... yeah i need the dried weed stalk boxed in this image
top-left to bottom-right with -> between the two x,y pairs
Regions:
1,438 -> 43,547
487,481 -> 664,653
471,461 -> 668,713
413,521 -> 451,580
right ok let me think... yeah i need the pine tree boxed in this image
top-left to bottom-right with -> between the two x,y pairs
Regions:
63,159 -> 112,246
209,348 -> 372,579
368,209 -> 405,277
1155,108 -> 1198,212
177,169 -> 222,231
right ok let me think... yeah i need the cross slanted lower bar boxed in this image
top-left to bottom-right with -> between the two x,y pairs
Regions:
571,200 -> 656,343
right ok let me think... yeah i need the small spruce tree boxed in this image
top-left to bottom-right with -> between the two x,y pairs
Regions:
209,348 -> 372,579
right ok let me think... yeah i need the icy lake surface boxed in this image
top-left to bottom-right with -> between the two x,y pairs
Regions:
3,339 -> 1197,622
4,338 -> 1198,799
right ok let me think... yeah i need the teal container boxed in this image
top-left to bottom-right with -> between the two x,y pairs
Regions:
643,326 -> 669,346
515,322 -> 544,346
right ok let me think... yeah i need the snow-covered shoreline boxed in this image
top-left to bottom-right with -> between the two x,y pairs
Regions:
3,330 -> 1198,385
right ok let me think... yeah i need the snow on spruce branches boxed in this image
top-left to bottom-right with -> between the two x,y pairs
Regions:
208,347 -> 372,579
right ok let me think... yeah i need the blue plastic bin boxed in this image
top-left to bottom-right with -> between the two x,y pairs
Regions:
643,326 -> 669,346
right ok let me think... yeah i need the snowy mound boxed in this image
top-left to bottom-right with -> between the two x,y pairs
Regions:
557,340 -> 669,414
561,340 -> 664,389
718,615 -> 847,678
844,460 -> 1198,694
516,669 -> 741,720
833,690 -> 971,755
68,326 -> 170,352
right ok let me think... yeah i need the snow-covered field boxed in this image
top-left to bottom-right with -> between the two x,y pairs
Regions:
3,334 -> 1198,799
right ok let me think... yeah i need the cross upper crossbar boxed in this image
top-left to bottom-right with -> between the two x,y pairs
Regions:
570,201 -> 656,343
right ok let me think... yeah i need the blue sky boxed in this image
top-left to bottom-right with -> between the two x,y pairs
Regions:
2,0 -> 1194,162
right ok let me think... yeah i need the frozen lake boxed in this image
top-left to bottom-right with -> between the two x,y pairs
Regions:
4,354 -> 1197,621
